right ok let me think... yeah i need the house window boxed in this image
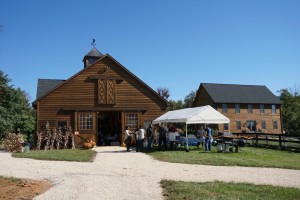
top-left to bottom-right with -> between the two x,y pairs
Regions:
222,104 -> 227,113
248,104 -> 253,113
235,104 -> 240,114
79,113 -> 93,130
224,123 -> 229,131
272,104 -> 276,114
247,121 -> 256,132
125,113 -> 138,130
261,121 -> 266,129
260,104 -> 265,114
236,121 -> 241,130
273,121 -> 278,130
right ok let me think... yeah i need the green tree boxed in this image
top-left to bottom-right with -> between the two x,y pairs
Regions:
168,100 -> 184,111
0,70 -> 35,140
278,88 -> 300,135
183,90 -> 196,108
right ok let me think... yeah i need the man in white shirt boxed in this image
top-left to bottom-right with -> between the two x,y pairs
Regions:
137,125 -> 145,152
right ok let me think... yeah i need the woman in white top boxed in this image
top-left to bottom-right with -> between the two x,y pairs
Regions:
125,126 -> 132,152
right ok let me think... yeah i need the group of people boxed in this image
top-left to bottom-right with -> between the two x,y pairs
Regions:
124,124 -> 153,152
124,124 -> 213,152
196,126 -> 213,151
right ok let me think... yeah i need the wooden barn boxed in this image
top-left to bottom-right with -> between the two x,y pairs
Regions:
33,47 -> 168,147
193,83 -> 282,134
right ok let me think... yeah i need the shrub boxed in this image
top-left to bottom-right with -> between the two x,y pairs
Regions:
2,133 -> 24,152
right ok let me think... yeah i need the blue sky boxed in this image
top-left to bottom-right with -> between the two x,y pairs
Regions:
1,0 -> 299,102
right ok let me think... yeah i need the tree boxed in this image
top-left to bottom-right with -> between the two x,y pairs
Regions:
0,70 -> 35,140
157,87 -> 170,100
278,88 -> 300,135
183,90 -> 196,108
168,100 -> 184,111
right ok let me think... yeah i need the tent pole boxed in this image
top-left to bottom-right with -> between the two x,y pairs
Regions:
185,123 -> 189,152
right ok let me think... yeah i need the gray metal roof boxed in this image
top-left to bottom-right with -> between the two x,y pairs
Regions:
36,79 -> 65,99
202,83 -> 282,104
83,47 -> 104,58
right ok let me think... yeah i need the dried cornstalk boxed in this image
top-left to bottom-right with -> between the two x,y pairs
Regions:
36,132 -> 42,150
63,131 -> 69,149
55,129 -> 63,150
69,127 -> 75,149
50,128 -> 57,150
44,129 -> 51,150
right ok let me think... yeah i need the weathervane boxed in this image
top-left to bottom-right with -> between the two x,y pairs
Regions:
91,38 -> 96,47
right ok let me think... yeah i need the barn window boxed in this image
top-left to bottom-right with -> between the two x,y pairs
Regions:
125,113 -> 138,130
79,113 -> 93,130
88,58 -> 94,65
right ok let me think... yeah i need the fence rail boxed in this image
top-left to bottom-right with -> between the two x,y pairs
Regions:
230,132 -> 300,149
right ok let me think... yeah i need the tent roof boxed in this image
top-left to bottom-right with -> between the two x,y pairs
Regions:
153,105 -> 230,124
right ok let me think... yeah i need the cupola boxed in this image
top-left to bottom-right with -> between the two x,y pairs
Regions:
83,47 -> 104,68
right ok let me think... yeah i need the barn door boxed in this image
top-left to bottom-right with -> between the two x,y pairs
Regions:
107,79 -> 116,104
98,79 -> 116,105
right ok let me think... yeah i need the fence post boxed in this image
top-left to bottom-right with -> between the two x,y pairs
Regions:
255,133 -> 258,147
279,135 -> 282,150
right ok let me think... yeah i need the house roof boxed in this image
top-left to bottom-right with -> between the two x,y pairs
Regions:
36,79 -> 65,99
82,47 -> 104,61
33,53 -> 168,107
199,83 -> 282,104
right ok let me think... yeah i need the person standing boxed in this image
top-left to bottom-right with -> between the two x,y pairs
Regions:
196,126 -> 205,149
137,125 -> 145,152
124,126 -> 132,152
158,123 -> 167,150
205,125 -> 212,151
146,124 -> 153,150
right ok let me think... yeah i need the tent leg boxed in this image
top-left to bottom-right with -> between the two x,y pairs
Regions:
185,123 -> 189,152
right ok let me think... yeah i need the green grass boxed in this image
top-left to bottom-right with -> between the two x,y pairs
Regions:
12,149 -> 97,162
0,176 -> 21,182
161,180 -> 300,200
147,146 -> 300,169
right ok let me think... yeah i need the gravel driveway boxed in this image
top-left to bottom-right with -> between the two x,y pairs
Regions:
1,146 -> 300,200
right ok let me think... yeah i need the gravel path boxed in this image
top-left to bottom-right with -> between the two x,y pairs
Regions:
1,147 -> 300,200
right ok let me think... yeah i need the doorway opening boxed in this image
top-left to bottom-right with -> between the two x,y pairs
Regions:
97,112 -> 122,146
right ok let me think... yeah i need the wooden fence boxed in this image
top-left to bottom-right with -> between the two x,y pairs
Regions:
231,132 -> 300,149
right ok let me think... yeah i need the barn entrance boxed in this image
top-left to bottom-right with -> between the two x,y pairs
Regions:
97,112 -> 122,146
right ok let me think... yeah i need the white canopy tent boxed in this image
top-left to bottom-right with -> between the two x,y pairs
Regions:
152,105 -> 230,150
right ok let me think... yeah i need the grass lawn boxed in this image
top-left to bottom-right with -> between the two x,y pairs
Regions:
12,149 -> 97,162
161,180 -> 300,200
147,146 -> 300,170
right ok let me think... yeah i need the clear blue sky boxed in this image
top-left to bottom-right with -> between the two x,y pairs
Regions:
1,0 -> 299,102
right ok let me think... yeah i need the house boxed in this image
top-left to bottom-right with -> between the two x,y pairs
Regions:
33,47 -> 168,146
192,83 -> 282,133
